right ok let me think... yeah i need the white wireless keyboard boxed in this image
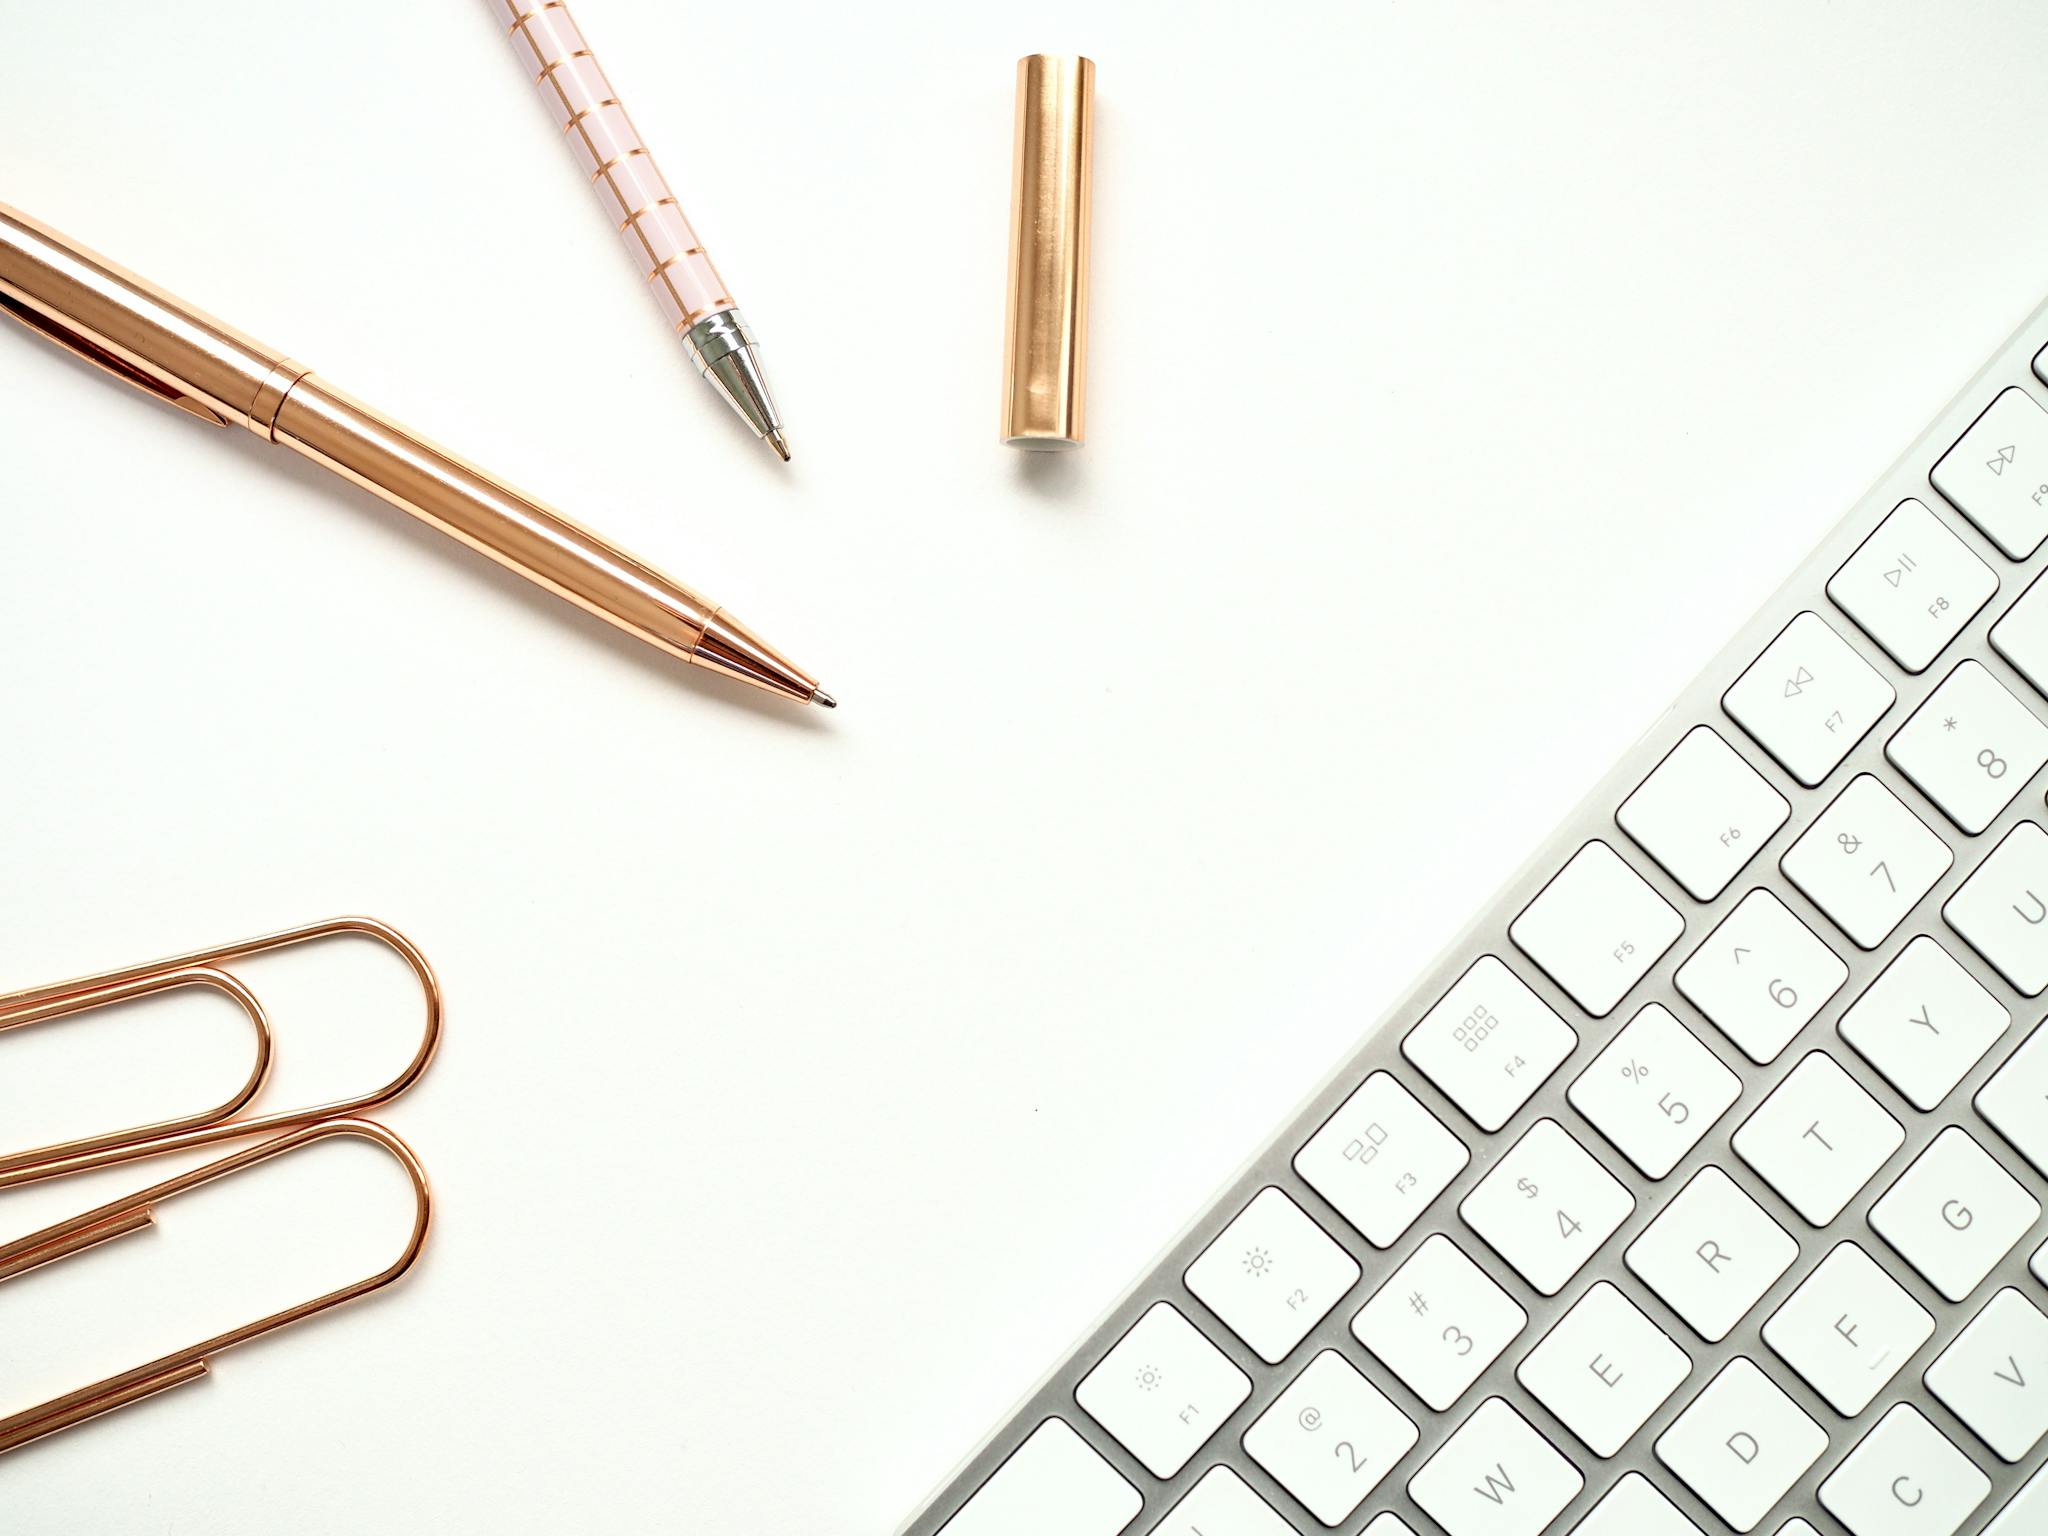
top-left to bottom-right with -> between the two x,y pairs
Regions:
900,303 -> 2048,1536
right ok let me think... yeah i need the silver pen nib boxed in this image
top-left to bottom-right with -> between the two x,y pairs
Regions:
683,307 -> 788,460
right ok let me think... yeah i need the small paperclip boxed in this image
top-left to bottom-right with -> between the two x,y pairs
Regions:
0,915 -> 442,1188
0,1117 -> 431,1453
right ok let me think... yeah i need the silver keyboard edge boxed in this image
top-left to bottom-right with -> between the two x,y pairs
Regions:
899,293 -> 2048,1536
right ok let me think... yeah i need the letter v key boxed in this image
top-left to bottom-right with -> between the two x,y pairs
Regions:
1926,1289 -> 2048,1463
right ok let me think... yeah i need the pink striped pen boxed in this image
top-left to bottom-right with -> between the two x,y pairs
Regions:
489,0 -> 789,460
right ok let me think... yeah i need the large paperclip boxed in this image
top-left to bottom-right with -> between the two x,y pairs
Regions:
0,1117 -> 430,1453
0,915 -> 441,1187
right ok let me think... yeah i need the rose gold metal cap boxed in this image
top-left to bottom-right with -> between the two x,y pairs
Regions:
1002,54 -> 1094,451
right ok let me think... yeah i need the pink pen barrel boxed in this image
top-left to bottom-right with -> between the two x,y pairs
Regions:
489,1 -> 735,336
484,0 -> 789,456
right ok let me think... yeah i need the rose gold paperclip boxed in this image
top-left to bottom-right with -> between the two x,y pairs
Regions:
0,915 -> 441,1188
0,917 -> 441,1453
0,1118 -> 430,1453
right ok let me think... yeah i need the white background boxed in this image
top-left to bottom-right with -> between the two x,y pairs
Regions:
3,1 -> 2047,1531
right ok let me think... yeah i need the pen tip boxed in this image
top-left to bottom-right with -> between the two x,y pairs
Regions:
768,429 -> 791,462
811,687 -> 837,709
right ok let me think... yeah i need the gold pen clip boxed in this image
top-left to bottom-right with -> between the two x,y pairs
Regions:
0,290 -> 227,425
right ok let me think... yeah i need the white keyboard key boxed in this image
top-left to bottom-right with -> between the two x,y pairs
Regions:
1618,727 -> 1790,900
1777,1522 -> 1823,1536
1781,775 -> 1952,949
1571,1473 -> 1704,1536
1185,1187 -> 1360,1365
937,1418 -> 1140,1536
1074,1302 -> 1251,1478
1625,1166 -> 1799,1343
2037,1238 -> 2048,1287
1460,1119 -> 1634,1296
1293,1072 -> 1468,1249
1925,1287 -> 2048,1462
1986,1460 -> 2048,1535
1990,569 -> 2048,700
1656,1358 -> 1828,1534
1351,1233 -> 1526,1411
1837,935 -> 2010,1111
1363,1518 -> 1417,1536
1888,661 -> 2048,834
1932,387 -> 2048,559
1829,498 -> 1997,673
1242,1349 -> 1415,1526
1517,1280 -> 1692,1459
1676,890 -> 1848,1064
1402,955 -> 1576,1133
1944,821 -> 2048,995
1977,1023 -> 2048,1176
1724,611 -> 1896,787
1510,841 -> 1684,1017
1571,1002 -> 1742,1178
1818,1403 -> 1990,1536
1732,1052 -> 1905,1226
1869,1127 -> 2040,1303
1762,1242 -> 1933,1416
1407,1397 -> 1583,1536
1154,1467 -> 1298,1536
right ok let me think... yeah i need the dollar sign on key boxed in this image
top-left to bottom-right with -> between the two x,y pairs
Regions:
1516,1177 -> 1539,1200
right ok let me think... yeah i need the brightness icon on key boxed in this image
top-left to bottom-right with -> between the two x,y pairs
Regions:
1242,1247 -> 1274,1278
1134,1363 -> 1164,1392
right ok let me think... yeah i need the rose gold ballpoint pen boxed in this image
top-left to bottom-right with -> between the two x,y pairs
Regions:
487,0 -> 789,461
0,204 -> 833,708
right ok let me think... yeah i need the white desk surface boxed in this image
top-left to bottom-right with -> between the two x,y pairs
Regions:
4,2 -> 2047,1531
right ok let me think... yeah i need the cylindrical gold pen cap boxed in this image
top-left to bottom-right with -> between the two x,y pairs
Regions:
1002,54 -> 1094,451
